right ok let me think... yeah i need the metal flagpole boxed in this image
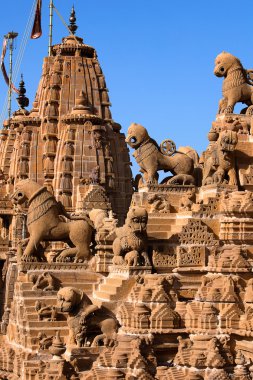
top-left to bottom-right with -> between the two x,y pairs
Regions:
5,31 -> 18,120
48,0 -> 54,56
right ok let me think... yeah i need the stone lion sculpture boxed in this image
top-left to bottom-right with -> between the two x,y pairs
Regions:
12,179 -> 94,262
112,206 -> 150,267
57,287 -> 114,347
125,123 -> 198,185
202,130 -> 238,186
214,51 -> 253,114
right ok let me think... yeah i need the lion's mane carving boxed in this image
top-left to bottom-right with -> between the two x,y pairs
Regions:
214,51 -> 253,114
12,179 -> 93,262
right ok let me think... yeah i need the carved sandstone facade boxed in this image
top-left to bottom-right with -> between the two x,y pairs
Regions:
0,11 -> 253,380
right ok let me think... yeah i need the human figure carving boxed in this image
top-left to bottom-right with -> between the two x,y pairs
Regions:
125,123 -> 198,185
214,51 -> 253,114
11,179 -> 94,262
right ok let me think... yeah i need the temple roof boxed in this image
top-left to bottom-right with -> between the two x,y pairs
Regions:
0,20 -> 133,223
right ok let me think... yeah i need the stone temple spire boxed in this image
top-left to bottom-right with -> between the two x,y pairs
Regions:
0,15 -> 133,224
68,6 -> 78,35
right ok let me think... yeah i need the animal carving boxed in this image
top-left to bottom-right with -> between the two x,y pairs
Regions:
112,207 -> 150,267
214,51 -> 253,114
57,287 -> 113,347
12,179 -> 94,262
91,318 -> 118,347
125,123 -> 198,185
202,130 -> 238,186
124,250 -> 139,266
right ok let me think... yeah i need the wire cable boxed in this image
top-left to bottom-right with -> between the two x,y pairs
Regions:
53,4 -> 80,44
0,0 -> 37,125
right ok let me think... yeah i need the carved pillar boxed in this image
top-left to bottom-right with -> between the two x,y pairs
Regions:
17,127 -> 31,179
59,128 -> 75,207
42,59 -> 62,189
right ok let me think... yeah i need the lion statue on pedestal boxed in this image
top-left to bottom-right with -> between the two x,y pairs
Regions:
12,179 -> 94,262
125,123 -> 198,185
214,51 -> 253,114
112,206 -> 151,267
202,130 -> 238,186
57,287 -> 115,347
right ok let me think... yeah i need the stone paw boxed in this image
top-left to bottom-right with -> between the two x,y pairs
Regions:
213,173 -> 224,184
203,177 -> 213,186
112,256 -> 125,265
74,257 -> 84,263
21,255 -> 39,262
74,258 -> 88,266
56,255 -> 71,263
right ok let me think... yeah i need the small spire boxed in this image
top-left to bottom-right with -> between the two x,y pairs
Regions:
17,74 -> 29,109
72,91 -> 92,114
68,5 -> 78,35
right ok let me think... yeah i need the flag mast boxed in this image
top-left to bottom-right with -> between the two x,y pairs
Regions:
5,32 -> 18,120
48,0 -> 54,56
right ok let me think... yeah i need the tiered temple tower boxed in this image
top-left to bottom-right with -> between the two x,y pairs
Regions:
0,13 -> 133,223
1,10 -> 253,380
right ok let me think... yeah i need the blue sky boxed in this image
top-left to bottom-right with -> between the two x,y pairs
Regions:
0,0 -> 252,176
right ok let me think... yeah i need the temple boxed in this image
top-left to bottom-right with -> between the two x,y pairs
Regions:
0,7 -> 253,380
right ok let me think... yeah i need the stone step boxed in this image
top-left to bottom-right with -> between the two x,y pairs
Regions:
147,225 -> 171,232
25,312 -> 67,321
27,320 -> 67,328
56,272 -> 102,283
171,225 -> 185,233
20,272 -> 101,284
94,275 -> 136,303
18,271 -> 101,281
97,275 -> 132,294
103,277 -> 126,286
19,326 -> 69,338
148,218 -> 176,224
19,283 -> 94,294
25,306 -> 50,313
98,283 -> 121,295
93,291 -> 117,302
60,283 -> 96,291
25,306 -> 68,315
148,231 -> 172,239
19,290 -> 58,297
19,282 -> 34,290
22,298 -> 57,307
25,325 -> 69,334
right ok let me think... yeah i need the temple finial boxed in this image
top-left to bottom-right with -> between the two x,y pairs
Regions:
17,74 -> 29,109
68,5 -> 78,35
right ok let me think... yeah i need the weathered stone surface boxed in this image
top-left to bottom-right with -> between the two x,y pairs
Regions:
2,9 -> 253,380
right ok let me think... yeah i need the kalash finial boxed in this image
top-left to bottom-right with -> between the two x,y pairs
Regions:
17,74 -> 29,109
68,5 -> 78,35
